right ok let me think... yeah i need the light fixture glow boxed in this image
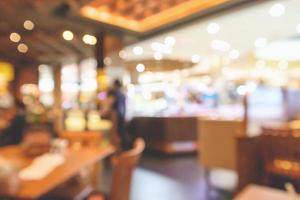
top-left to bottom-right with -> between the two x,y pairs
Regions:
211,40 -> 230,52
82,34 -> 97,45
9,32 -> 21,43
206,23 -> 220,34
154,52 -> 163,60
133,46 -> 143,55
17,43 -> 28,53
269,3 -> 285,17
119,50 -> 127,59
255,37 -> 268,48
136,63 -> 145,72
104,57 -> 112,65
62,30 -> 74,41
191,54 -> 201,63
23,20 -> 34,30
229,49 -> 240,59
164,36 -> 176,46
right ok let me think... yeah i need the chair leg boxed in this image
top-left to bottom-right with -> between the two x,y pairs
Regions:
91,161 -> 104,189
203,168 -> 211,200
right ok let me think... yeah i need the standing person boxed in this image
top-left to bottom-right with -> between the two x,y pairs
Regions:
102,79 -> 130,150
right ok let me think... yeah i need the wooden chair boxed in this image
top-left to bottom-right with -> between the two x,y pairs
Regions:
261,125 -> 292,136
260,132 -> 300,189
197,118 -> 243,197
87,138 -> 145,200
198,118 -> 243,171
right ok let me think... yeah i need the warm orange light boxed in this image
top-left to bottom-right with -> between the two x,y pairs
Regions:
80,0 -> 230,33
0,62 -> 14,81
17,43 -> 29,53
273,159 -> 300,171
9,32 -> 21,43
24,20 -> 35,30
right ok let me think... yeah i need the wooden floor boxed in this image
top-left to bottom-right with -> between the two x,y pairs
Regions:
99,153 -> 233,200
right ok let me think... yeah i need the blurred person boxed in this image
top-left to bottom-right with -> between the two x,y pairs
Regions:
101,79 -> 131,150
0,101 -> 27,146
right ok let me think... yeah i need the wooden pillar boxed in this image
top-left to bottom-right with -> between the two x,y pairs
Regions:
12,64 -> 38,101
96,33 -> 105,69
53,64 -> 63,133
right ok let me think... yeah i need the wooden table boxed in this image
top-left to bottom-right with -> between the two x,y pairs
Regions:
0,145 -> 115,199
234,184 -> 296,200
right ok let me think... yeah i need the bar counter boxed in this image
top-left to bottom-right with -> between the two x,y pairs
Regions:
130,116 -> 198,154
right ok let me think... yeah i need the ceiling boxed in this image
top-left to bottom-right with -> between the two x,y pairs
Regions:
80,0 -> 242,33
0,0 -> 267,66
122,0 -> 300,65
0,0 -> 96,66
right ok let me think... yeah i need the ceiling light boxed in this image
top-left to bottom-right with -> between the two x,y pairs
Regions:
255,37 -> 268,48
62,30 -> 74,41
133,46 -> 143,55
154,52 -> 163,60
296,24 -> 300,33
269,3 -> 285,17
206,23 -> 220,34
228,49 -> 240,59
104,57 -> 112,65
211,40 -> 230,52
136,63 -> 145,72
164,36 -> 176,46
17,43 -> 28,53
82,34 -> 97,45
9,32 -> 21,43
191,54 -> 201,63
23,20 -> 34,30
119,50 -> 127,59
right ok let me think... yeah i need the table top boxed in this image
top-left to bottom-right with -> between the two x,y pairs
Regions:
0,145 -> 115,199
234,184 -> 296,200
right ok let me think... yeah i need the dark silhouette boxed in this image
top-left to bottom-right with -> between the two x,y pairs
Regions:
106,79 -> 131,150
0,101 -> 26,146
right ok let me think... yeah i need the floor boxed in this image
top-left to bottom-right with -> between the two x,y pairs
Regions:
100,153 -> 233,200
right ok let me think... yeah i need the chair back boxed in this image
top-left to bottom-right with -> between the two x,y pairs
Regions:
261,132 -> 300,166
198,118 -> 242,171
110,138 -> 145,200
261,125 -> 292,136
